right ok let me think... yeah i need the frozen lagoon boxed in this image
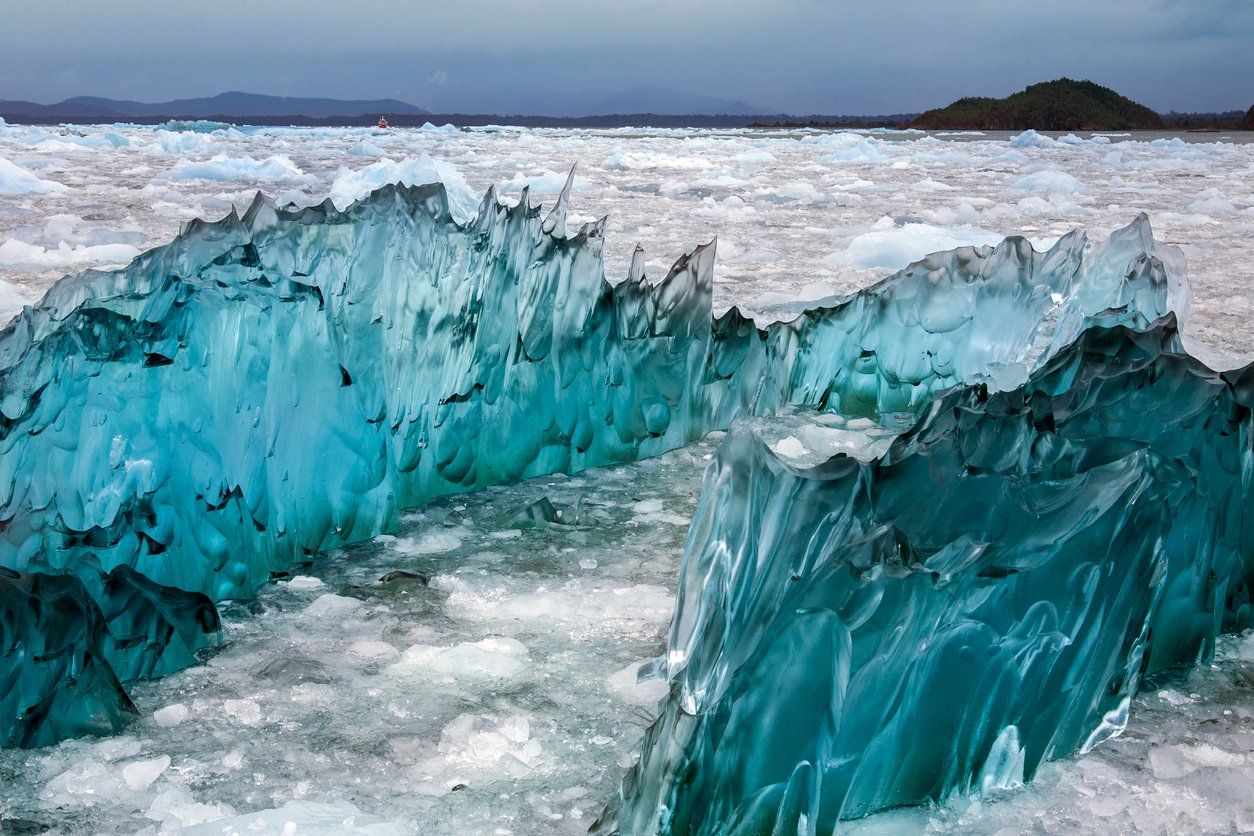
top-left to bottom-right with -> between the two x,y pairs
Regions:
3,122 -> 1254,834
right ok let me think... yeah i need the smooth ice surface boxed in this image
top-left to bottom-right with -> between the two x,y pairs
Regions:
2,123 -> 1254,834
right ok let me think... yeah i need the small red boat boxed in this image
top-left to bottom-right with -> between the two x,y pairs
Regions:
377,116 -> 388,129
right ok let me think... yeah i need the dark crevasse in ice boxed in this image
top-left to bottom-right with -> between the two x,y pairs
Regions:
0,174 -> 1179,746
596,313 -> 1254,835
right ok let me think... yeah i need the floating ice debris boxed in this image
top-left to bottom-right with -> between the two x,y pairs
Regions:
166,153 -> 305,181
0,173 -> 1183,746
0,157 -> 68,195
598,313 -> 1254,833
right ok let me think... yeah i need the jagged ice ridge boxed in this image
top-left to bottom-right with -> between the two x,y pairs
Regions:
0,170 -> 1193,794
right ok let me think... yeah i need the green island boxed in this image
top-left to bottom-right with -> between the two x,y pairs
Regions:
911,78 -> 1163,131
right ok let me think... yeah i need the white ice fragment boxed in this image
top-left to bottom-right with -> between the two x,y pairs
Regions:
498,168 -> 590,195
153,702 -> 189,727
1184,742 -> 1246,768
283,575 -> 324,590
146,787 -> 236,829
1157,688 -> 1195,706
1009,129 -> 1055,149
123,755 -> 171,791
434,575 -> 676,625
0,157 -> 67,194
432,713 -> 542,776
391,636 -> 530,680
1010,169 -> 1088,193
1149,746 -> 1193,779
392,528 -> 467,555
771,436 -> 808,458
167,154 -> 304,181
303,594 -> 363,619
290,683 -> 336,704
0,238 -> 140,269
1188,188 -> 1237,215
601,151 -> 714,171
223,698 -> 263,726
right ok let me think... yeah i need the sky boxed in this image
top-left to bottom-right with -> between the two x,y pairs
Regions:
2,0 -> 1251,115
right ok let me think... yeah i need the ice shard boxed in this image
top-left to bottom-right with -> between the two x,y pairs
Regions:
597,313 -> 1253,834
0,173 -> 1182,747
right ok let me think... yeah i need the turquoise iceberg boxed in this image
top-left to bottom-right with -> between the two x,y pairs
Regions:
0,174 -> 1187,752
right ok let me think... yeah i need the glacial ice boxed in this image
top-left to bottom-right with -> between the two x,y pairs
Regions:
0,168 -> 1190,753
0,157 -> 67,194
597,313 -> 1254,833
166,153 -> 306,182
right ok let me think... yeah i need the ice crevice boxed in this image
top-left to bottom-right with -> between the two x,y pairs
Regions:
0,172 -> 1232,829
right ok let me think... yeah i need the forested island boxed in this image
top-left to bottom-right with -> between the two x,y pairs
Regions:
911,79 -> 1164,131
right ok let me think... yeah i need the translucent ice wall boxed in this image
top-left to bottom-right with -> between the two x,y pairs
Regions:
0,175 -> 1183,746
598,314 -> 1253,834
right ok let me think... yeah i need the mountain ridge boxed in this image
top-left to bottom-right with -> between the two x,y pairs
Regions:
0,91 -> 428,120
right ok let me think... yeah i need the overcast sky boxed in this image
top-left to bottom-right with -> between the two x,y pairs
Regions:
2,0 -> 1251,114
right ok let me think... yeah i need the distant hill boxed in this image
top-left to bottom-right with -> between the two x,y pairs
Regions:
0,92 -> 427,121
1245,105 -> 1254,130
911,79 -> 1163,131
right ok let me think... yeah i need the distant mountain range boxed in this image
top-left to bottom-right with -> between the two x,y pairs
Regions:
1,82 -> 1250,129
0,91 -> 429,121
0,86 -> 767,123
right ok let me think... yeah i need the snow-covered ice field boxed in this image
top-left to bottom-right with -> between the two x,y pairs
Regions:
3,121 -> 1254,834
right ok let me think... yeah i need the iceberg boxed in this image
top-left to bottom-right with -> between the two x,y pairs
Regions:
0,171 -> 1184,748
596,313 -> 1253,833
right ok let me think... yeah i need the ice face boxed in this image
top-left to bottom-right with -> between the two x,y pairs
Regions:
597,313 -> 1253,833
